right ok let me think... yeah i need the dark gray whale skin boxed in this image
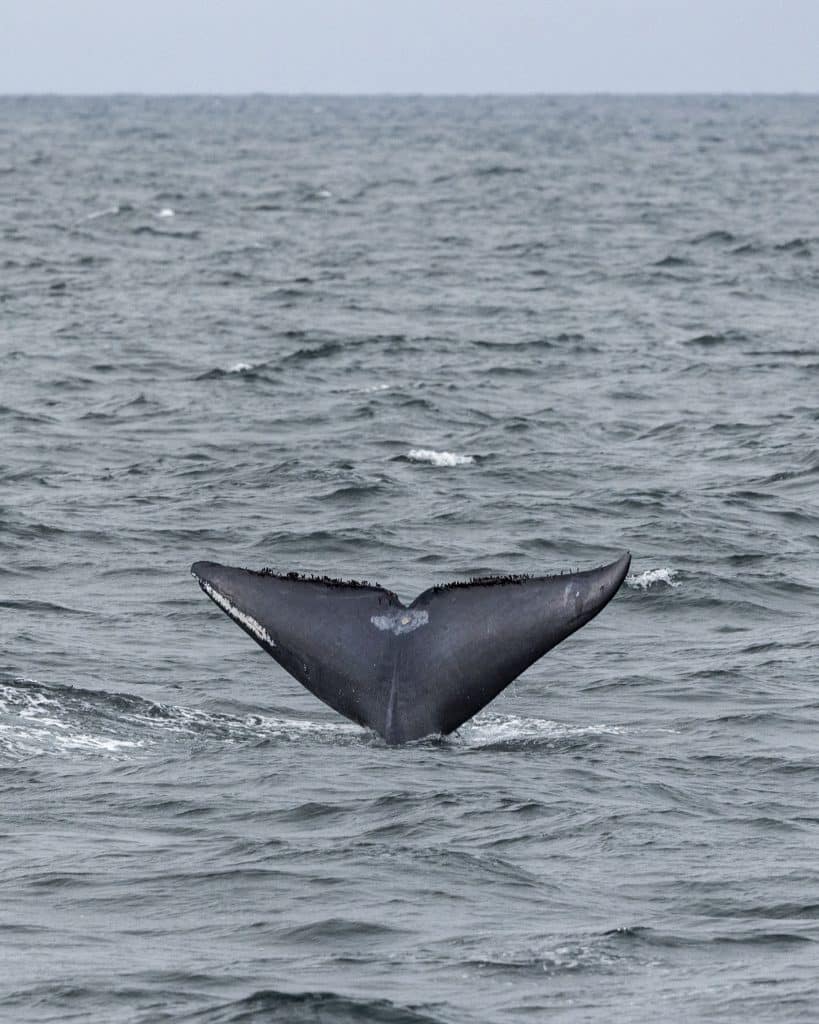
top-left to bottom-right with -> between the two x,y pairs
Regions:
191,553 -> 631,744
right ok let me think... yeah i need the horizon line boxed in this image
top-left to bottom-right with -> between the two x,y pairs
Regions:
1,89 -> 817,99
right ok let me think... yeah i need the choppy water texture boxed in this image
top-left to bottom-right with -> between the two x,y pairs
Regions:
2,95 -> 819,1023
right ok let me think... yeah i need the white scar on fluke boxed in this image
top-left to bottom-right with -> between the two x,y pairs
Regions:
199,579 -> 275,647
370,610 -> 429,635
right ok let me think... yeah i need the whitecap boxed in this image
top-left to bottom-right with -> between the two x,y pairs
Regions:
227,361 -> 254,373
84,205 -> 120,221
408,448 -> 475,467
50,733 -> 143,754
158,207 -> 175,218
626,568 -> 679,589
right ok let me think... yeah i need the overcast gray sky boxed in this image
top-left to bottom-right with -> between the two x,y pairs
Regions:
2,0 -> 818,94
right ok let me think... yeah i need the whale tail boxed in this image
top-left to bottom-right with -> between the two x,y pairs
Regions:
191,552 -> 631,744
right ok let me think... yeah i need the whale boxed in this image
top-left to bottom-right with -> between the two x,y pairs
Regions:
191,552 -> 630,744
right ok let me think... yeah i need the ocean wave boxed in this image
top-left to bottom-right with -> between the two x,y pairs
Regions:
195,360 -> 272,381
180,989 -> 441,1024
466,935 -> 642,976
775,237 -> 812,254
690,229 -> 736,245
131,224 -> 199,240
683,330 -> 747,347
226,361 -> 258,374
281,340 -> 344,363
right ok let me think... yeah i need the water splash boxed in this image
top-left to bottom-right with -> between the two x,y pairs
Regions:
626,568 -> 679,589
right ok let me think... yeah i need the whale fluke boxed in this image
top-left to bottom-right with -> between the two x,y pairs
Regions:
191,552 -> 631,744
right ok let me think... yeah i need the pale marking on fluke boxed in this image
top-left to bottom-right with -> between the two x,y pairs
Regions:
371,610 -> 429,635
199,579 -> 275,648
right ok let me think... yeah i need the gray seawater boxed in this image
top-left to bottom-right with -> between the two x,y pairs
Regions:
1,95 -> 818,1022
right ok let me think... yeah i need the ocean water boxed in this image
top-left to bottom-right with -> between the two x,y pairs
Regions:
1,95 -> 818,1022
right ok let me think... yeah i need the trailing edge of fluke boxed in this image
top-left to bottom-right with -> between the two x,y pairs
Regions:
191,552 -> 631,745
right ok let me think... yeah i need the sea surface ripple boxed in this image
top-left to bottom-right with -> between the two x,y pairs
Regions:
1,95 -> 818,1023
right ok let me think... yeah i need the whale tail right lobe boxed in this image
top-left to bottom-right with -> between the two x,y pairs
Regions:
389,552 -> 631,741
